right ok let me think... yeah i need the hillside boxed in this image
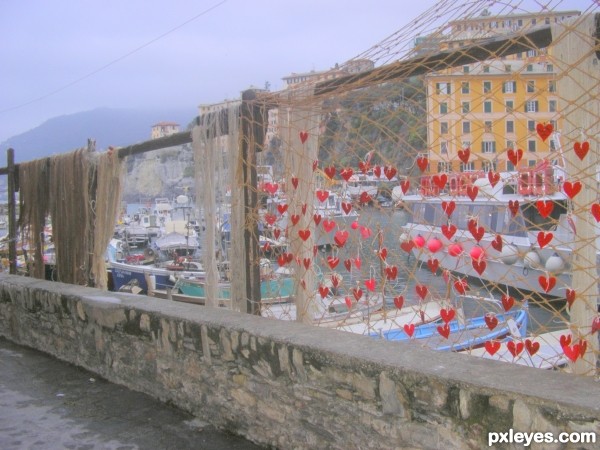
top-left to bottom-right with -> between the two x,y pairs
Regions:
0,107 -> 198,163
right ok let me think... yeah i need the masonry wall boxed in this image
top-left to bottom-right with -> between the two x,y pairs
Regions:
0,273 -> 598,449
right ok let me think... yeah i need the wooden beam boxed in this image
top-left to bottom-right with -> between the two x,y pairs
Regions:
7,149 -> 17,274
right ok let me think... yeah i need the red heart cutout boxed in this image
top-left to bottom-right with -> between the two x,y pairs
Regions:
565,288 -> 576,308
563,180 -> 582,199
487,171 -> 500,188
442,201 -> 455,217
273,228 -> 281,240
385,266 -> 398,280
536,122 -> 553,142
298,229 -> 311,241
501,294 -> 515,311
415,284 -> 428,300
592,317 -> 600,334
290,214 -> 300,226
341,202 -> 352,215
472,259 -> 486,275
353,257 -> 361,270
458,147 -> 470,164
538,275 -> 556,293
334,230 -> 349,247
491,235 -> 503,252
574,141 -> 590,160
263,182 -> 278,194
264,213 -> 277,225
301,203 -> 308,215
345,296 -> 353,309
508,200 -> 519,217
277,254 -> 288,266
466,185 -> 479,201
352,287 -> 363,301
525,339 -> 540,356
343,259 -> 352,272
384,165 -> 397,180
340,168 -> 353,181
324,166 -> 336,180
379,247 -> 388,261
400,179 -> 410,194
537,231 -> 553,248
437,323 -> 450,339
358,161 -> 370,174
330,274 -> 340,288
416,156 -> 428,172
441,224 -> 457,240
318,285 -> 330,298
262,242 -> 271,253
484,313 -> 498,330
591,203 -> 600,222
440,307 -> 455,323
316,190 -> 329,203
365,278 -> 376,292
359,191 -> 372,204
433,173 -> 448,189
559,334 -> 572,348
313,214 -> 322,226
291,177 -> 299,189
373,166 -> 382,178
469,225 -> 484,243
507,148 -> 523,166
536,200 -> 554,218
299,131 -> 309,143
453,279 -> 468,294
322,219 -> 336,233
400,240 -> 415,253
484,341 -> 501,356
427,258 -> 439,274
312,160 -> 318,171
277,203 -> 288,215
562,342 -> 582,362
393,296 -> 404,309
303,258 -> 311,269
403,323 -> 415,337
326,256 -> 339,269
507,340 -> 524,357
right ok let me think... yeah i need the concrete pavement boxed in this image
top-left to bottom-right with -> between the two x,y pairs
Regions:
0,337 -> 266,450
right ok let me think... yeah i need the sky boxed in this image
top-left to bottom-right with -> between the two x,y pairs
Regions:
0,0 -> 594,143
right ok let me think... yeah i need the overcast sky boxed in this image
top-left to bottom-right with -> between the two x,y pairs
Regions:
0,0 -> 592,143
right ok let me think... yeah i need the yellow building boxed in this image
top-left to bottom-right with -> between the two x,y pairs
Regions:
424,10 -> 580,173
150,121 -> 180,140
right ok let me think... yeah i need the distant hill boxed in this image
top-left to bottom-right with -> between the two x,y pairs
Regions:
0,107 -> 198,163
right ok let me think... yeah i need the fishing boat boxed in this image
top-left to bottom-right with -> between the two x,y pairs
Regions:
395,159 -> 599,299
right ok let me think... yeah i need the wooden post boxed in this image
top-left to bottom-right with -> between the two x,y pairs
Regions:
7,148 -> 17,275
241,90 -> 265,314
552,13 -> 600,375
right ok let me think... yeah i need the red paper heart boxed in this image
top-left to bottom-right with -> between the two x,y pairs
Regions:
437,323 -> 450,339
352,287 -> 363,301
507,148 -> 523,166
322,219 -> 336,233
299,131 -> 309,143
440,307 -> 455,324
330,274 -> 340,288
353,257 -> 361,270
562,341 -> 582,362
469,224 -> 484,242
416,156 -> 428,172
303,258 -> 311,269
472,259 -> 486,275
291,177 -> 299,189
400,240 -> 415,253
415,284 -> 428,300
301,203 -> 307,215
318,285 -> 330,298
365,278 -> 376,292
458,147 -> 470,164
442,200 -> 455,217
525,339 -> 540,356
290,214 -> 300,226
373,166 -> 382,178
340,168 -> 353,181
358,161 -> 370,174
507,340 -> 524,357
277,203 -> 288,215
466,185 -> 478,201
334,230 -> 349,247
277,254 -> 287,266
385,266 -> 398,280
341,202 -> 352,215
501,294 -> 515,311
427,258 -> 439,274
487,171 -> 500,188
384,165 -> 397,180
324,166 -> 336,180
537,231 -> 553,248
298,229 -> 311,241
484,341 -> 501,356
559,334 -> 572,348
453,279 -> 468,294
345,296 -> 353,309
433,173 -> 448,189
359,192 -> 372,204
393,296 -> 404,309
491,235 -> 503,252
563,181 -> 582,199
592,317 -> 600,334
441,224 -> 457,240
484,313 -> 498,330
565,288 -> 576,308
400,179 -> 410,194
313,214 -> 322,226
312,160 -> 318,171
574,141 -> 590,160
264,213 -> 277,225
536,200 -> 554,218
263,182 -> 278,194
327,256 -> 339,269
273,228 -> 281,240
536,122 -> 553,141
316,190 -> 329,203
538,275 -> 556,293
343,259 -> 352,272
403,323 -> 415,337
508,200 -> 519,217
591,203 -> 600,222
379,247 -> 388,261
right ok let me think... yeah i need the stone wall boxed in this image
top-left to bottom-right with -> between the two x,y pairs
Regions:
0,273 -> 598,449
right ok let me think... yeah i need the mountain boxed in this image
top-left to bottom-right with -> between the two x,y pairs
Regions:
0,107 -> 198,163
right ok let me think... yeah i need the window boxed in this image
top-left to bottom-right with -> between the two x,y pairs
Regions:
528,140 -> 536,152
440,122 -> 448,134
527,49 -> 537,57
440,102 -> 448,114
462,121 -> 471,134
549,100 -> 557,112
531,19 -> 537,25
483,65 -> 490,73
461,82 -> 470,94
528,160 -> 537,167
506,140 -> 515,150
506,120 -> 514,133
462,140 -> 471,149
503,81 -> 516,93
527,80 -> 535,93
460,162 -> 475,172
506,100 -> 514,112
484,101 -> 492,113
484,121 -> 493,132
528,120 -> 536,132
505,64 -> 512,72
525,101 -> 539,112
441,141 -> 448,154
526,64 -> 533,72
436,82 -> 451,95
546,64 -> 554,72
483,81 -> 492,93
548,80 -> 556,92
438,162 -> 451,172
507,161 -> 515,171
462,101 -> 470,113
545,17 -> 550,24
482,161 -> 497,172
463,65 -> 470,73
482,141 -> 496,153
550,139 -> 557,152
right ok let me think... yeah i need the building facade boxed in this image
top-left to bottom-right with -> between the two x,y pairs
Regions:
151,122 -> 180,140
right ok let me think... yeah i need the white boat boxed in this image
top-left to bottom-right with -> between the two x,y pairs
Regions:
396,161 -> 599,300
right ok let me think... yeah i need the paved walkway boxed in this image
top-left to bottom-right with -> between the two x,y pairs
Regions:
0,337 -> 265,450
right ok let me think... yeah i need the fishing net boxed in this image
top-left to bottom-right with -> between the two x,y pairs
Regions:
221,0 -> 599,376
